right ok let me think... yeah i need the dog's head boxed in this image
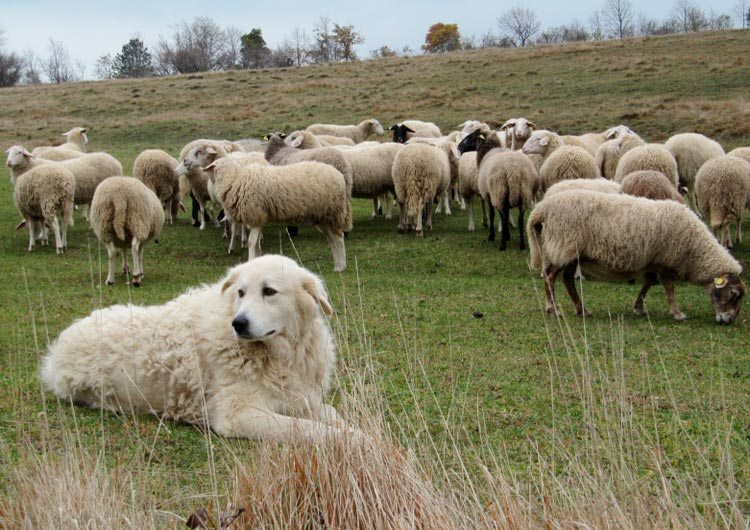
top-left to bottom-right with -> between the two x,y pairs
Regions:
221,255 -> 333,341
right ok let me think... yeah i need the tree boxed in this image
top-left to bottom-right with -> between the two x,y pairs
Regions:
289,26 -> 309,66
310,17 -> 334,63
589,10 -> 606,40
94,53 -> 115,80
113,38 -> 153,78
672,0 -> 708,32
221,26 -> 243,70
498,6 -> 541,47
269,41 -> 295,67
422,23 -> 461,53
21,50 -> 42,84
155,17 -> 226,74
332,23 -> 364,61
43,39 -> 79,84
370,45 -> 398,59
708,11 -> 733,29
732,0 -> 749,28
0,29 -> 22,87
240,28 -> 270,68
602,0 -> 634,38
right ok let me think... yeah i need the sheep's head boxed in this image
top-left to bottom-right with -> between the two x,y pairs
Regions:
501,118 -> 536,143
176,145 -> 219,176
457,129 -> 482,154
389,123 -> 415,144
284,131 -> 309,149
63,127 -> 88,146
458,120 -> 483,134
6,145 -> 32,168
708,273 -> 745,325
521,132 -> 552,156
604,124 -> 634,140
366,119 -> 385,136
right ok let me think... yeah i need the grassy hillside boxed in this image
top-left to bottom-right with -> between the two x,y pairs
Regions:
1,30 -> 749,526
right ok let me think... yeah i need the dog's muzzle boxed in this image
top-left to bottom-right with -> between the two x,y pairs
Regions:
232,315 -> 250,337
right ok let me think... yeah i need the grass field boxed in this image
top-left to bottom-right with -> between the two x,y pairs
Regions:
1,30 -> 749,527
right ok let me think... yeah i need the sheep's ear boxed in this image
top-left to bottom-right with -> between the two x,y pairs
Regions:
262,134 -> 270,141
203,161 -> 218,172
450,144 -> 460,159
21,147 -> 33,157
500,119 -> 516,130
526,121 -> 537,129
388,125 -> 396,131
302,273 -> 333,316
80,128 -> 87,133
15,220 -> 26,230
714,276 -> 729,289
678,186 -> 688,196
206,146 -> 217,155
62,128 -> 73,136
278,132 -> 287,139
539,136 -> 550,147
221,267 -> 241,294
289,135 -> 304,148
404,126 -> 415,134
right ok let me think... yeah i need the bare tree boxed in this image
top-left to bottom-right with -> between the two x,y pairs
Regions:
43,39 -> 80,84
732,0 -> 749,28
708,10 -> 733,29
221,26 -> 243,70
0,28 -> 23,87
94,53 -> 115,80
155,17 -> 226,74
602,0 -> 635,38
498,6 -> 541,47
22,49 -> 42,84
310,16 -> 334,63
289,26 -> 309,66
673,0 -> 708,31
589,10 -> 606,40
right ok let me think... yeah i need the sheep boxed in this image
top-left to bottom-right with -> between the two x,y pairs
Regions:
132,149 -> 180,225
31,146 -> 86,162
727,147 -> 750,165
285,132 -> 356,147
176,139 -> 228,230
457,151 -> 487,232
562,125 -> 635,156
306,119 -> 384,144
204,158 -> 351,271
594,133 -> 645,180
527,190 -> 745,323
32,127 -> 89,156
613,144 -> 679,188
619,171 -> 685,204
694,156 -> 750,249
389,120 -> 442,143
544,178 -> 621,198
12,165 -> 75,255
521,131 -> 599,191
405,131 -> 461,145
392,142 -> 455,237
499,117 -> 536,150
90,177 -> 164,287
265,133 -> 353,197
232,138 -> 267,152
665,133 -> 725,206
6,146 -> 123,221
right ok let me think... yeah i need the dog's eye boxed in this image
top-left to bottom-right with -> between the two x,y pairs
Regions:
238,289 -> 245,298
262,287 -> 277,297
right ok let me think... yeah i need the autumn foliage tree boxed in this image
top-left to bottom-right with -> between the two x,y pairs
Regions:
422,23 -> 461,53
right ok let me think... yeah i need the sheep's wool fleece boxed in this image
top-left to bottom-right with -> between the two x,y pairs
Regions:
529,190 -> 741,284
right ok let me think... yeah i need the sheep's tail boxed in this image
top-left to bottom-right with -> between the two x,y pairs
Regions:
406,194 -> 423,225
344,200 -> 353,232
112,194 -> 129,241
527,207 -> 545,271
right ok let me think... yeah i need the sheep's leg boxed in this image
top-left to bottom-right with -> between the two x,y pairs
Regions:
81,204 -> 89,222
633,273 -> 658,316
518,208 -> 526,251
562,262 -> 591,317
435,195 -> 443,214
138,244 -> 146,281
466,196 -> 475,232
443,191 -> 452,216
385,192 -> 394,220
60,217 -> 67,250
324,228 -> 347,272
508,209 -> 517,229
228,222 -> 238,254
723,224 -> 732,249
26,219 -> 35,252
105,242 -> 116,285
415,204 -> 424,237
49,216 -> 63,255
487,202 -> 496,241
736,217 -> 742,245
247,227 -> 263,261
121,249 -> 129,275
397,203 -> 407,233
660,274 -> 686,321
131,239 -> 143,287
480,198 -> 488,228
543,265 -> 562,316
198,201 -> 207,230
499,199 -> 510,251
370,198 -> 379,219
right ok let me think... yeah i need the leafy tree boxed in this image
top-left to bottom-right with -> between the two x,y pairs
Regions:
240,28 -> 270,68
113,38 -> 153,78
422,23 -> 461,53
332,23 -> 363,61
498,7 -> 541,47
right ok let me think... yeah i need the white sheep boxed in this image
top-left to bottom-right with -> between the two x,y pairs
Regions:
544,178 -> 621,198
32,127 -> 89,156
613,144 -> 679,187
6,146 -> 123,221
12,165 -> 75,254
132,149 -> 180,224
458,151 -> 487,231
90,177 -> 164,287
31,146 -> 86,162
306,119 -> 384,143
175,139 -> 227,229
727,147 -> 750,165
205,158 -> 351,271
392,142 -> 454,237
521,131 -> 599,191
694,156 -> 750,249
528,190 -> 745,323
389,120 -> 442,143
337,142 -> 404,219
594,133 -> 645,180
499,117 -> 536,150
562,125 -> 635,156
619,171 -> 685,204
665,133 -> 725,204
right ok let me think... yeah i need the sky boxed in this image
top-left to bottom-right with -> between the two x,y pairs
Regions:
1,0 -> 741,78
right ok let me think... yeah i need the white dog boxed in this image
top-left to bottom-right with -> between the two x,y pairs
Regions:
41,255 -> 348,441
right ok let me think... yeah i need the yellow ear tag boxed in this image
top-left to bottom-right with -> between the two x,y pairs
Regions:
714,277 -> 727,288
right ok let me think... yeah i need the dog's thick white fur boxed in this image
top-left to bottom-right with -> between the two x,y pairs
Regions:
41,255 -> 347,441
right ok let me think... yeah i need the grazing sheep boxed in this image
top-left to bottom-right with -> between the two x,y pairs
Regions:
727,147 -> 750,165
544,178 -> 621,198
528,190 -> 745,323
614,144 -> 679,188
392,142 -> 455,237
232,138 -> 267,152
31,146 -> 86,162
205,158 -> 351,271
457,151 -> 487,232
266,133 -> 353,196
389,120 -> 442,143
594,133 -> 645,180
521,131 -> 599,191
499,117 -> 536,150
337,142 -> 404,219
6,146 -> 123,221
694,156 -> 750,248
665,133 -> 725,203
306,119 -> 384,144
12,165 -> 75,254
90,177 -> 164,287
176,139 -> 228,229
620,171 -> 685,204
568,124 -> 636,155
132,149 -> 180,224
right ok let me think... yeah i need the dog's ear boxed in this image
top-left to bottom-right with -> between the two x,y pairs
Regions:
302,273 -> 333,316
221,267 -> 241,294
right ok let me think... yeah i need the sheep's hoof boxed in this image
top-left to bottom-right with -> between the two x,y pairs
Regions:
468,227 -> 475,232
482,222 -> 488,228
488,234 -> 495,242
671,311 -> 687,322
27,246 -> 35,252
192,220 -> 200,228
546,306 -> 562,317
576,307 -> 592,317
56,248 -> 64,256
499,243 -> 507,251
416,230 -> 424,238
106,279 -> 115,286
199,225 -> 206,231
397,227 -> 405,234
634,306 -> 647,316
132,275 -> 143,287
385,215 -> 392,221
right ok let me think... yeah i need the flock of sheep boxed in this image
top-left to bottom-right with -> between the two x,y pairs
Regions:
5,116 -> 750,323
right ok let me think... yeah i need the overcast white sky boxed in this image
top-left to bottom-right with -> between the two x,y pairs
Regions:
1,0 -> 741,76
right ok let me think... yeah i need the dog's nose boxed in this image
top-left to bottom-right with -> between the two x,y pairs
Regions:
232,315 -> 249,335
